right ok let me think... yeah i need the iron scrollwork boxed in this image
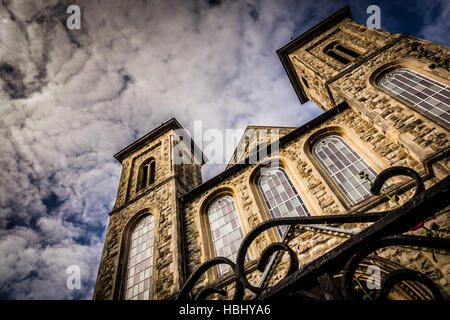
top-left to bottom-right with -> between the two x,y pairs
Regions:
176,166 -> 450,300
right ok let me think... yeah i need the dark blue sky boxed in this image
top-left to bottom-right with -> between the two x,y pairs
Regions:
350,0 -> 448,46
288,1 -> 449,47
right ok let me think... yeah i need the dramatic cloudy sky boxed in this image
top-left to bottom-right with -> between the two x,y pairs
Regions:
0,0 -> 448,299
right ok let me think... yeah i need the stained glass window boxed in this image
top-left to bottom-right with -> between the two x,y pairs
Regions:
258,167 -> 310,235
124,214 -> 154,300
207,196 -> 245,275
312,135 -> 377,205
378,68 -> 450,125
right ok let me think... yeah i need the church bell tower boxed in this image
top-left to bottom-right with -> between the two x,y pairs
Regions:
93,118 -> 204,300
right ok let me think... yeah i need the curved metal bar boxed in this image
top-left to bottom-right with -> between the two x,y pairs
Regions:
257,242 -> 299,275
370,166 -> 425,199
317,273 -> 343,300
342,235 -> 450,300
252,242 -> 299,293
234,211 -> 386,293
176,211 -> 383,299
375,269 -> 443,300
176,257 -> 244,300
177,167 -> 449,300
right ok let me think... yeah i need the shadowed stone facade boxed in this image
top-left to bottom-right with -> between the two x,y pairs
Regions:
93,6 -> 449,300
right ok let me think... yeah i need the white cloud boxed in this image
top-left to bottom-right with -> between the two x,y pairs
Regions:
0,228 -> 102,299
0,0 -> 338,299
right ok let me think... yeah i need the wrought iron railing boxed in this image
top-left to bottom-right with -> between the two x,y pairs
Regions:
176,167 -> 450,300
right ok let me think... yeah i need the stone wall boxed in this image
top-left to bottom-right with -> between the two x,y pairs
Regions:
180,107 -> 450,299
227,127 -> 296,168
112,131 -> 174,210
288,19 -> 398,110
329,36 -> 449,178
94,14 -> 449,300
286,16 -> 449,178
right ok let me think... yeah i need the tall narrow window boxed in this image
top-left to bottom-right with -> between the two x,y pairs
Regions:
258,167 -> 310,235
312,135 -> 377,205
336,44 -> 360,58
138,158 -> 156,191
324,42 -> 360,65
378,68 -> 450,125
327,50 -> 350,64
124,214 -> 154,300
207,196 -> 245,275
302,76 -> 310,89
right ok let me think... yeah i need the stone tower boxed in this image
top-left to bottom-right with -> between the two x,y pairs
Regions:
93,118 -> 204,300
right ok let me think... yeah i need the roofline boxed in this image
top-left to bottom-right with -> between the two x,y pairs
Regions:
225,125 -> 298,167
276,6 -> 353,105
180,101 -> 350,203
113,118 -> 206,164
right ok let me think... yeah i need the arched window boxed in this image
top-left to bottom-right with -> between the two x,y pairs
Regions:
258,167 -> 310,235
323,42 -> 361,65
124,214 -> 154,300
312,135 -> 377,205
138,158 -> 156,191
207,196 -> 245,275
378,68 -> 450,125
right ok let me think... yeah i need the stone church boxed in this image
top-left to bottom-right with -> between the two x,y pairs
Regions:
93,6 -> 449,300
